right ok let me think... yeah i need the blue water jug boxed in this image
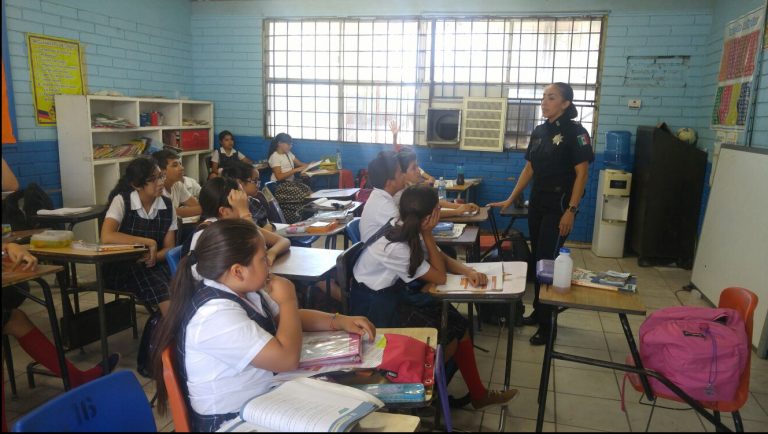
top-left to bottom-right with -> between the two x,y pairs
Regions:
605,131 -> 632,171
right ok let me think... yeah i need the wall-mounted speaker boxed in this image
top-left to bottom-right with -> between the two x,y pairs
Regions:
427,108 -> 461,147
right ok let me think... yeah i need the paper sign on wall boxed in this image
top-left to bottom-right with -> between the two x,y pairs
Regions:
26,33 -> 86,126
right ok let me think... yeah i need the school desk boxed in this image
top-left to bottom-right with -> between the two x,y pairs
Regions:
2,264 -> 68,393
309,187 -> 360,200
276,220 -> 347,249
269,246 -> 342,308
435,225 -> 480,262
534,283 -> 729,432
444,177 -> 482,203
26,245 -> 147,376
426,261 -> 527,432
499,204 -> 529,237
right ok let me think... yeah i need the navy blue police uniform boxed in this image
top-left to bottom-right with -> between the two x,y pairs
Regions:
525,113 -> 593,340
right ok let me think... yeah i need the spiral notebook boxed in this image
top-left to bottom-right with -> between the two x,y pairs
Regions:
298,331 -> 363,368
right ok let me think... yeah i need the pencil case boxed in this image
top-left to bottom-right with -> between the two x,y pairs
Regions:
536,259 -> 554,285
348,383 -> 426,404
30,230 -> 74,248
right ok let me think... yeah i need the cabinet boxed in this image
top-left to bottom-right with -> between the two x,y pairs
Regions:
54,95 -> 214,241
626,125 -> 706,268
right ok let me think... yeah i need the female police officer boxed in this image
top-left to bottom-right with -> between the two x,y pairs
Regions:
489,82 -> 593,345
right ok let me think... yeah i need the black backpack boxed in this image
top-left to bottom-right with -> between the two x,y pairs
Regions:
1,183 -> 60,230
274,181 -> 312,224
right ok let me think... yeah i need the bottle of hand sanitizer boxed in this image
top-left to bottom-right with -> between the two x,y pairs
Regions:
552,247 -> 573,293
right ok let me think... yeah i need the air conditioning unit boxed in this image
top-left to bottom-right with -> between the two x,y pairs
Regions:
427,108 -> 461,147
461,97 -> 507,153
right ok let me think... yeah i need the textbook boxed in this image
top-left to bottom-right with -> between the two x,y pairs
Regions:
300,161 -> 322,174
218,377 -> 383,432
306,221 -> 339,234
432,222 -> 454,235
299,331 -> 362,368
571,268 -> 637,292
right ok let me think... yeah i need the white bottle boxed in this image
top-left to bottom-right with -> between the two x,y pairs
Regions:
336,148 -> 342,170
552,247 -> 573,293
437,176 -> 446,201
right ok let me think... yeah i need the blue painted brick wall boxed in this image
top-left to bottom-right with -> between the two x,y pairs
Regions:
3,0 -> 193,205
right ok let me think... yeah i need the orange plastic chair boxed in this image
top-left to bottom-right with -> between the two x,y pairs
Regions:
161,345 -> 192,432
626,287 -> 758,432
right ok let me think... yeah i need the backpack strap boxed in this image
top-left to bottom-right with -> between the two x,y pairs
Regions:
362,218 -> 394,251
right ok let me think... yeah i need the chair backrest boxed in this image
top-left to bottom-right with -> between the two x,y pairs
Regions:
167,245 -> 183,277
434,344 -> 453,432
12,371 -> 156,432
716,287 -> 758,411
345,217 -> 361,244
257,191 -> 286,224
161,345 -> 192,432
205,156 -> 212,173
338,169 -> 354,188
335,242 -> 365,314
263,181 -> 278,197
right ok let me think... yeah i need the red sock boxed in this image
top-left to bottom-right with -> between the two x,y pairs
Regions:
17,328 -> 103,388
453,338 -> 488,401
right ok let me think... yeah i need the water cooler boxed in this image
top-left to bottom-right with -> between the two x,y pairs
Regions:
592,169 -> 632,257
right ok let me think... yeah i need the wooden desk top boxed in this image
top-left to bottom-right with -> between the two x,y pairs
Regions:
434,226 -> 479,246
28,245 -> 148,263
2,264 -> 64,287
500,205 -> 529,218
309,188 -> 360,200
270,247 -> 342,281
539,283 -> 646,316
441,206 -> 489,223
445,178 -> 482,192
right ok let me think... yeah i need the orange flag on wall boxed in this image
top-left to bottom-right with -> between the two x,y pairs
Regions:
2,62 -> 16,144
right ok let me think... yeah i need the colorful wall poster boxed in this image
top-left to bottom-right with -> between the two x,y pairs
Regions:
711,7 -> 765,129
26,33 -> 86,126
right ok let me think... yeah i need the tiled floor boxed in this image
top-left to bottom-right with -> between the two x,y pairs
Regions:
4,245 -> 768,432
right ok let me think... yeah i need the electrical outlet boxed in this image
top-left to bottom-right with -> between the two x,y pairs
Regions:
628,99 -> 642,109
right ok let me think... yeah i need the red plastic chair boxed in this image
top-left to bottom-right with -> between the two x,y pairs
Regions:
338,169 -> 355,188
625,287 -> 758,432
162,345 -> 192,432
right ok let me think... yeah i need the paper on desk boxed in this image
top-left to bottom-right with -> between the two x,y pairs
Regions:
273,223 -> 290,231
435,262 -> 526,294
37,207 -> 92,216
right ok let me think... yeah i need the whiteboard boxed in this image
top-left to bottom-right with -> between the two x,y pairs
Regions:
691,145 -> 768,354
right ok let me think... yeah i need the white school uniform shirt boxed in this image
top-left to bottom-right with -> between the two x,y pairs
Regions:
163,181 -> 193,210
104,191 -> 178,231
188,217 -> 218,252
185,278 -> 281,416
210,148 -> 247,164
359,188 -> 401,242
183,176 -> 202,198
268,151 -> 297,182
353,219 -> 431,290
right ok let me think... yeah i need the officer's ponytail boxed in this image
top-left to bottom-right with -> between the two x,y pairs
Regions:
552,82 -> 579,120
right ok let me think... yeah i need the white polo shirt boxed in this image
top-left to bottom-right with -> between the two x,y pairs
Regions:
185,279 -> 280,415
353,220 -> 431,290
268,151 -> 296,182
105,191 -> 178,231
163,181 -> 193,210
359,188 -> 401,242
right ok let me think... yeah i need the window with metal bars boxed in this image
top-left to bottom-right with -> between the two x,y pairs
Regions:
265,16 -> 604,149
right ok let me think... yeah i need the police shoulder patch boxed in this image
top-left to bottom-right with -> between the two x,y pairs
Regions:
577,133 -> 591,146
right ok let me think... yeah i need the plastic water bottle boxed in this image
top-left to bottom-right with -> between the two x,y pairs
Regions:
336,149 -> 342,170
456,163 -> 465,185
552,247 -> 573,293
437,176 -> 446,201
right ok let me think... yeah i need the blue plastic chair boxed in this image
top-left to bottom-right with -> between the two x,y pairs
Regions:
434,344 -> 453,432
12,371 -> 156,432
345,217 -> 361,244
167,245 -> 183,276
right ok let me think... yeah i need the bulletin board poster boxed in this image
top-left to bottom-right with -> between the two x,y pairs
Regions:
711,7 -> 765,130
26,33 -> 86,126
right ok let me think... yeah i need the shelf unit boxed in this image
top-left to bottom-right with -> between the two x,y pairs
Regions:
55,95 -> 214,241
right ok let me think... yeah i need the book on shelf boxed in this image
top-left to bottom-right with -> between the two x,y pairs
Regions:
571,268 -> 637,292
217,377 -> 383,433
299,331 -> 363,368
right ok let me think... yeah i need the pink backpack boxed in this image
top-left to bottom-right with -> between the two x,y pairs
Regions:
638,306 -> 748,402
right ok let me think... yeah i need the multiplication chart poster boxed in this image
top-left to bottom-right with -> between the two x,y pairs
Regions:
711,7 -> 765,130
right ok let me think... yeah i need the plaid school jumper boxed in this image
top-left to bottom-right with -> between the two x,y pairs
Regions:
102,193 -> 173,306
176,285 -> 277,432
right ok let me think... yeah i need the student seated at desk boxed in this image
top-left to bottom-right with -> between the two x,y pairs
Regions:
389,120 -> 435,183
1,244 -> 121,399
221,160 -> 274,232
101,157 -> 176,316
267,132 -> 316,182
181,177 -> 290,265
396,149 -> 479,218
151,219 -> 375,432
209,130 -> 254,179
152,150 -> 202,219
352,185 -> 518,410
